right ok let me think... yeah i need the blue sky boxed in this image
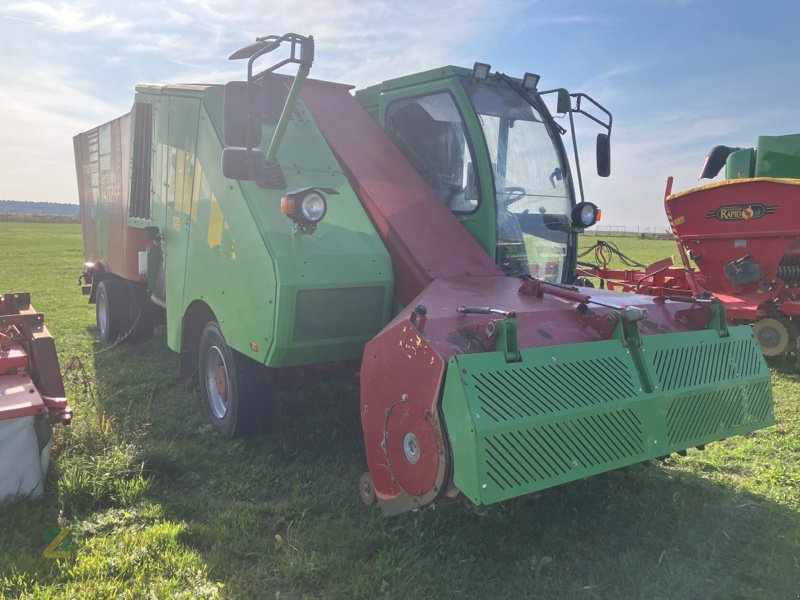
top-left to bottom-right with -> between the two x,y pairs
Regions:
1,0 -> 798,229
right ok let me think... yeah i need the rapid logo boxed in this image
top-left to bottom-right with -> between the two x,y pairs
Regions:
706,203 -> 776,220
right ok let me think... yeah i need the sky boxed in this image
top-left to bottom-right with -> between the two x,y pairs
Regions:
1,0 -> 798,229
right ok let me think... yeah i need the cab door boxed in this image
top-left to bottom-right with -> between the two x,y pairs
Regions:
376,82 -> 496,259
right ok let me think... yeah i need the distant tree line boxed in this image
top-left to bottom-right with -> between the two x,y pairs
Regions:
0,213 -> 78,223
0,200 -> 79,216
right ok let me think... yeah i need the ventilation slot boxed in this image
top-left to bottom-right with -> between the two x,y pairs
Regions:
482,409 -> 643,491
471,356 -> 638,423
652,338 -> 763,392
666,379 -> 773,446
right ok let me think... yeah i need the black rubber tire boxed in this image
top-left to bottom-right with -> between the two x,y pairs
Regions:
197,320 -> 273,438
96,279 -> 134,343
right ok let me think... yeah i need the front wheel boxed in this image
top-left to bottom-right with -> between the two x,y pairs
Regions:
198,321 -> 272,438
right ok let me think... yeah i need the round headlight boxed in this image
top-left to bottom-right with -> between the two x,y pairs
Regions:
300,192 -> 327,223
571,202 -> 599,228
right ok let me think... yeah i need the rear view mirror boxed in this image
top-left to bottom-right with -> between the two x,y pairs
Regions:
596,133 -> 611,177
556,89 -> 571,114
224,81 -> 262,148
221,147 -> 266,180
221,147 -> 286,188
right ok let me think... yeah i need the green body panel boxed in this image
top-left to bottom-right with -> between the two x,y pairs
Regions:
725,148 -> 755,179
725,134 -> 800,179
164,95 -> 201,348
755,134 -> 800,178
133,84 -> 393,367
356,67 -> 498,259
442,324 -> 773,506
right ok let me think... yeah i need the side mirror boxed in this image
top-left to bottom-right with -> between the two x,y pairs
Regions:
596,133 -> 611,177
556,89 -> 571,114
221,147 -> 267,180
221,147 -> 286,188
224,81 -> 262,148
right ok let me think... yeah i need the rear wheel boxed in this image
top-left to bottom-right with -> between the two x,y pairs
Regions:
96,279 -> 134,343
198,321 -> 272,438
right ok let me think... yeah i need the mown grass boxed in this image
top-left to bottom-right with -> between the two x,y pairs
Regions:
1,222 -> 798,598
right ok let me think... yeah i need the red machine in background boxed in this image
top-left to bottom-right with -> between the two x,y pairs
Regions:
0,292 -> 71,502
580,134 -> 800,358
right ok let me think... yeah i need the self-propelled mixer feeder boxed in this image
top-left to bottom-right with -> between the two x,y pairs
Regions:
74,34 -> 774,516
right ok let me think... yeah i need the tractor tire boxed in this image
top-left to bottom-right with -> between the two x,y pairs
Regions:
96,279 -> 135,343
198,320 -> 273,438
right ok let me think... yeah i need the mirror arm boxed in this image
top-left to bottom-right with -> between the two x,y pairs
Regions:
266,61 -> 310,163
566,109 -> 585,204
230,33 -> 314,171
570,93 -> 613,135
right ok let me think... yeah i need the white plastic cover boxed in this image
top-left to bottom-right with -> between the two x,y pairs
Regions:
0,414 -> 48,502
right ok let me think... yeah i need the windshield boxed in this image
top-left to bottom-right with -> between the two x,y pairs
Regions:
462,78 -> 573,282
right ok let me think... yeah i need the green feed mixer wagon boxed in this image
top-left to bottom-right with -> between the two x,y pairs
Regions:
74,33 -> 774,516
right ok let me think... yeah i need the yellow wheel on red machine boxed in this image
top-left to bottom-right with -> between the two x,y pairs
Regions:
752,317 -> 797,356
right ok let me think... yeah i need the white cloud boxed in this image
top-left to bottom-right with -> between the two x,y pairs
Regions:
1,0 -> 797,228
2,0 -> 531,202
0,58 -> 121,202
6,1 -> 133,34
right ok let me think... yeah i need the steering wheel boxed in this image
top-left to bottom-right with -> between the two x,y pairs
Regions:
501,186 -> 526,209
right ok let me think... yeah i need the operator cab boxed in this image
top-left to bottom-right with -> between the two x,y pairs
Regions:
356,66 -> 610,284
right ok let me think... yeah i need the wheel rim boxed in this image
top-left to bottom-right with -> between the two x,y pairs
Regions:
358,472 -> 376,505
205,345 -> 230,419
97,291 -> 108,338
753,318 -> 789,356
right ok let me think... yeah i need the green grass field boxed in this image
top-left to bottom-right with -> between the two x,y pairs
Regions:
1,222 -> 798,599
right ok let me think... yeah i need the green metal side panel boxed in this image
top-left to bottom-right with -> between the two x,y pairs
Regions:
163,95 -> 200,350
725,148 -> 755,179
177,99 -> 279,360
754,134 -> 800,178
442,325 -> 773,506
142,84 -> 393,367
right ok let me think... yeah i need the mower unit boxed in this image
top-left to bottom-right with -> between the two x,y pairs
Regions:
0,292 -> 71,502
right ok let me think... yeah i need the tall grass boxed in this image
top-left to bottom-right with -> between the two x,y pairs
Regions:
1,223 -> 798,599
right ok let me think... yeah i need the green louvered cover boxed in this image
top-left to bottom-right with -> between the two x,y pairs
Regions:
441,325 -> 773,506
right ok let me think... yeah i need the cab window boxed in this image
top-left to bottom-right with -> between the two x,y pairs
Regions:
385,92 -> 479,213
